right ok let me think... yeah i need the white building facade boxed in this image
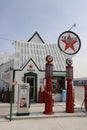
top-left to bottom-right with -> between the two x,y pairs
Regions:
0,32 -> 66,103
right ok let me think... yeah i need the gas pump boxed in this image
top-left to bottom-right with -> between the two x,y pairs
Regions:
43,55 -> 54,115
16,83 -> 30,116
66,58 -> 74,113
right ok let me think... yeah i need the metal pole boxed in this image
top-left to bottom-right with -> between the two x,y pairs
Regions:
68,23 -> 76,31
10,86 -> 13,121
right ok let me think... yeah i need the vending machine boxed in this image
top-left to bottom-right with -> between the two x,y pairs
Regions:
16,83 -> 30,116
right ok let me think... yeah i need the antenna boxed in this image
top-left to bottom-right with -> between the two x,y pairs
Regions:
68,23 -> 76,31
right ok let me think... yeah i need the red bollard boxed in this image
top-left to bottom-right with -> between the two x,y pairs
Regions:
43,89 -> 46,103
38,86 -> 43,103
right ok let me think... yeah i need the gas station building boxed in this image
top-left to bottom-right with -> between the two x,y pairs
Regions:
0,32 -> 66,103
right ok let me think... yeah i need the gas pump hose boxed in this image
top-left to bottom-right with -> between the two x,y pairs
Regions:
81,98 -> 87,113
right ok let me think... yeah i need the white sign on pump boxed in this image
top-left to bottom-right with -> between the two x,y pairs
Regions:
17,83 -> 30,116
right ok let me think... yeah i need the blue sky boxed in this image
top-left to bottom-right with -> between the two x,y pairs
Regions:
0,0 -> 87,78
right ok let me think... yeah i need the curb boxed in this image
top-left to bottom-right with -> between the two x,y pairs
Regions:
5,110 -> 87,120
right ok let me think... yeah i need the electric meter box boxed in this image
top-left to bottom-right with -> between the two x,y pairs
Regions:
16,83 -> 30,116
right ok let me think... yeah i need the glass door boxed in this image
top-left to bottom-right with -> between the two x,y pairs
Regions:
26,76 -> 35,102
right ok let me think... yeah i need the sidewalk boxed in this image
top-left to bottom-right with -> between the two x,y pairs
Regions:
5,102 -> 87,120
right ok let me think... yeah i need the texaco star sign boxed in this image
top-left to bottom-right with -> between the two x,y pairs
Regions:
58,31 -> 81,56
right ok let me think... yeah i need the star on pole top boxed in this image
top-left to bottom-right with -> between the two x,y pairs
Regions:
61,34 -> 77,51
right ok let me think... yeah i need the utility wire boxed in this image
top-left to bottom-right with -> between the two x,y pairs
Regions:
0,37 -> 17,45
0,37 -> 14,42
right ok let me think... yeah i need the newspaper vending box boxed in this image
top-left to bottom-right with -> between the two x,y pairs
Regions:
17,83 -> 30,116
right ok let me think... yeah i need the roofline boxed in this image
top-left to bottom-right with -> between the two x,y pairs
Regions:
14,58 -> 66,74
27,32 -> 45,43
21,58 -> 40,71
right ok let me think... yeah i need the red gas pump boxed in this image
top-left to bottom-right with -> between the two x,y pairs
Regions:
66,58 -> 74,113
84,85 -> 87,111
43,55 -> 54,115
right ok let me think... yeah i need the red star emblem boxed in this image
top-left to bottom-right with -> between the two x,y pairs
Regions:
61,34 -> 77,51
29,64 -> 33,68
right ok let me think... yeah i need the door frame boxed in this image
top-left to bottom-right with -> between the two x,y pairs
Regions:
24,72 -> 37,102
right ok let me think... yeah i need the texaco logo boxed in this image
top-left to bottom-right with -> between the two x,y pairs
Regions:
46,55 -> 53,62
58,31 -> 81,55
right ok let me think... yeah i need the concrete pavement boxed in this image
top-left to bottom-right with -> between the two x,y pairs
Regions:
4,102 -> 87,120
1,86 -> 87,130
0,102 -> 87,130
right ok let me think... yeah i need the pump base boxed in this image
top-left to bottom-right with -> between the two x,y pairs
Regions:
43,111 -> 54,115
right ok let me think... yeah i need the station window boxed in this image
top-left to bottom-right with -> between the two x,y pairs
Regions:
52,77 -> 65,94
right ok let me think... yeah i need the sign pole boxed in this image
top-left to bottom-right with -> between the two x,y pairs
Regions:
9,81 -> 17,121
10,85 -> 13,121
